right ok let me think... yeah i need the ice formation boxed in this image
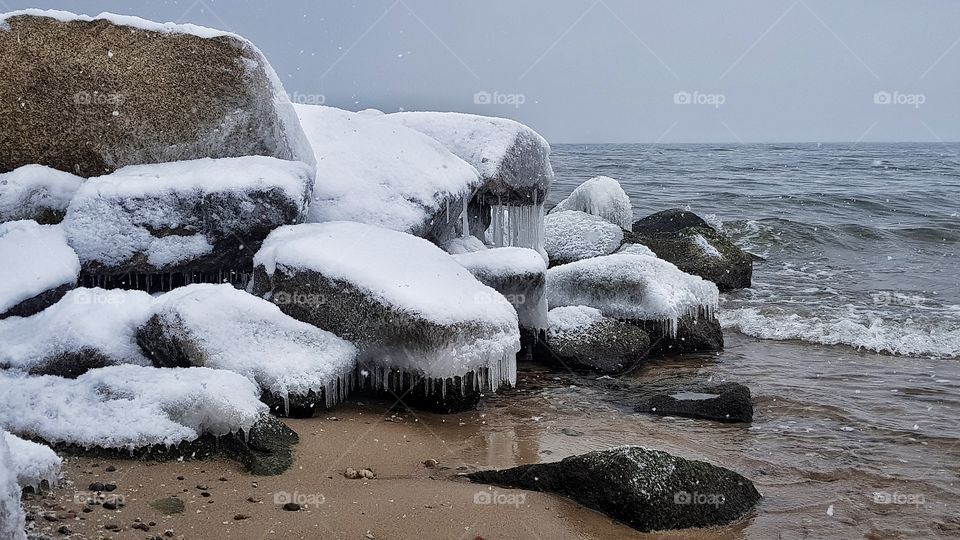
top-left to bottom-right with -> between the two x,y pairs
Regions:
546,253 -> 719,336
253,222 -> 520,394
0,365 -> 267,449
453,247 -> 548,332
692,233 -> 723,258
552,176 -> 633,229
544,210 -> 624,265
3,432 -> 61,491
294,104 -> 480,243
0,432 -> 26,540
143,284 -> 358,413
0,165 -> 85,223
488,197 -> 548,257
547,305 -> 605,335
0,288 -> 154,376
0,220 -> 80,316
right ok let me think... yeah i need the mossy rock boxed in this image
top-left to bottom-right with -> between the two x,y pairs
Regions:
624,226 -> 752,291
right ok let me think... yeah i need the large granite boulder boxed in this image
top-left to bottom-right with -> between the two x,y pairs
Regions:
138,284 -> 358,417
251,222 -> 521,412
544,210 -> 623,266
0,220 -> 79,319
63,156 -> 312,290
636,382 -> 753,423
551,175 -> 633,228
0,10 -> 314,177
0,165 -> 84,224
294,104 -> 481,245
468,446 -> 761,532
630,209 -> 752,290
541,305 -> 650,373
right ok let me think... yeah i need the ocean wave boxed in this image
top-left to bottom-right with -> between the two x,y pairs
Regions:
719,307 -> 960,359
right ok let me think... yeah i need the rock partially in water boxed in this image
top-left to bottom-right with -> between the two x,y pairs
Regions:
468,445 -> 761,532
540,306 -> 650,374
636,382 -> 753,423
632,209 -> 712,235
640,314 -> 724,356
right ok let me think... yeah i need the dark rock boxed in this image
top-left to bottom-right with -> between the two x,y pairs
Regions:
468,446 -> 761,532
104,465 -> 116,472
640,314 -> 724,356
101,500 -> 118,510
0,221 -> 79,320
632,209 -> 712,235
0,282 -> 75,321
57,525 -> 71,534
87,482 -> 105,492
539,306 -> 650,374
103,483 -> 116,492
636,382 -> 753,423
282,502 -> 300,512
132,522 -> 150,531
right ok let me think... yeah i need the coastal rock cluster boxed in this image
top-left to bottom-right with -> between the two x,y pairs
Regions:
0,9 -> 758,535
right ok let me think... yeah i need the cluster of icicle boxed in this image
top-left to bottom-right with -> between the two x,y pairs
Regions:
359,350 -> 517,399
489,194 -> 545,254
82,269 -> 252,292
648,304 -> 717,338
276,372 -> 356,416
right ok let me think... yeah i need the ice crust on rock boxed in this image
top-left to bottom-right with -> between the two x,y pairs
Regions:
0,165 -> 84,223
253,222 -> 520,392
553,176 -> 633,229
142,284 -> 358,412
0,432 -> 26,540
544,211 -> 624,265
617,242 -> 657,258
3,432 -> 61,491
0,221 -> 80,316
0,365 -> 267,449
546,253 -> 719,336
295,104 -> 480,242
442,235 -> 488,255
0,288 -> 154,376
453,247 -> 548,331
546,305 -> 605,335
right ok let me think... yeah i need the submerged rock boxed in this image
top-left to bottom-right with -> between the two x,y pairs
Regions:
636,382 -> 753,423
137,284 -> 358,417
540,306 -> 650,373
630,209 -> 752,290
551,175 -> 633,229
0,165 -> 84,225
468,445 -> 761,532
252,222 -> 520,412
544,211 -> 624,266
0,220 -> 79,320
0,10 -> 313,177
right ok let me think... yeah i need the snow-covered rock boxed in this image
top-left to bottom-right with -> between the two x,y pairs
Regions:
546,253 -> 719,337
552,176 -> 633,229
0,433 -> 26,540
138,284 -> 357,417
3,432 -> 61,491
543,306 -> 650,373
0,288 -> 153,377
252,222 -> 520,411
0,365 -> 267,449
0,9 -> 314,177
544,210 -> 624,266
0,165 -> 84,224
63,156 -> 312,287
0,220 -> 79,319
442,235 -> 488,255
616,242 -> 657,258
382,112 -> 553,254
294,104 -> 480,244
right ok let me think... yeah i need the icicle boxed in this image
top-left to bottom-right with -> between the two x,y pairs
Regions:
460,197 -> 470,237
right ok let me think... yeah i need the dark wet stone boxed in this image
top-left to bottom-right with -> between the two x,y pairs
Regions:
636,382 -> 754,423
87,482 -> 105,492
639,315 -> 724,356
631,209 -> 712,235
0,282 -> 74,320
282,502 -> 300,512
103,483 -> 116,492
538,312 -> 650,374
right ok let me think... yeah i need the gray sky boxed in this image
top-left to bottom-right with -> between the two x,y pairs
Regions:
7,0 -> 960,143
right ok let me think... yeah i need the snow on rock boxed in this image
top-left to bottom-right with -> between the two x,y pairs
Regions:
0,220 -> 79,319
294,105 -> 480,244
63,156 -> 312,286
544,211 -> 624,266
0,432 -> 26,540
0,165 -> 84,224
252,222 -> 520,404
617,242 -> 657,258
546,253 -> 719,336
453,247 -> 548,332
0,365 -> 267,449
692,233 -> 723,258
547,305 -> 605,334
0,9 -> 314,177
442,235 -> 488,255
3,432 -> 61,491
544,306 -> 650,374
552,176 -> 633,229
0,288 -> 153,377
139,284 -> 357,416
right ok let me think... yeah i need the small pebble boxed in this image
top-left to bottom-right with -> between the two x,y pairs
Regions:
196,484 -> 208,490
201,491 -> 211,497
423,459 -> 438,468
105,465 -> 116,472
282,502 -> 300,512
132,522 -> 150,531
234,513 -> 250,520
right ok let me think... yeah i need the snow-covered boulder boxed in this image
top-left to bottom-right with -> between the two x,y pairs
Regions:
0,9 -> 314,177
0,165 -> 84,224
543,306 -> 650,373
546,253 -> 719,338
252,222 -> 520,412
295,104 -> 481,244
381,112 -> 553,254
0,433 -> 26,540
138,284 -> 357,417
552,176 -> 633,229
442,235 -> 488,255
0,288 -> 153,377
453,247 -> 548,358
3,432 -> 61,492
616,242 -> 657,257
63,156 -> 312,289
0,365 -> 267,449
0,220 -> 79,319
544,210 -> 624,266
